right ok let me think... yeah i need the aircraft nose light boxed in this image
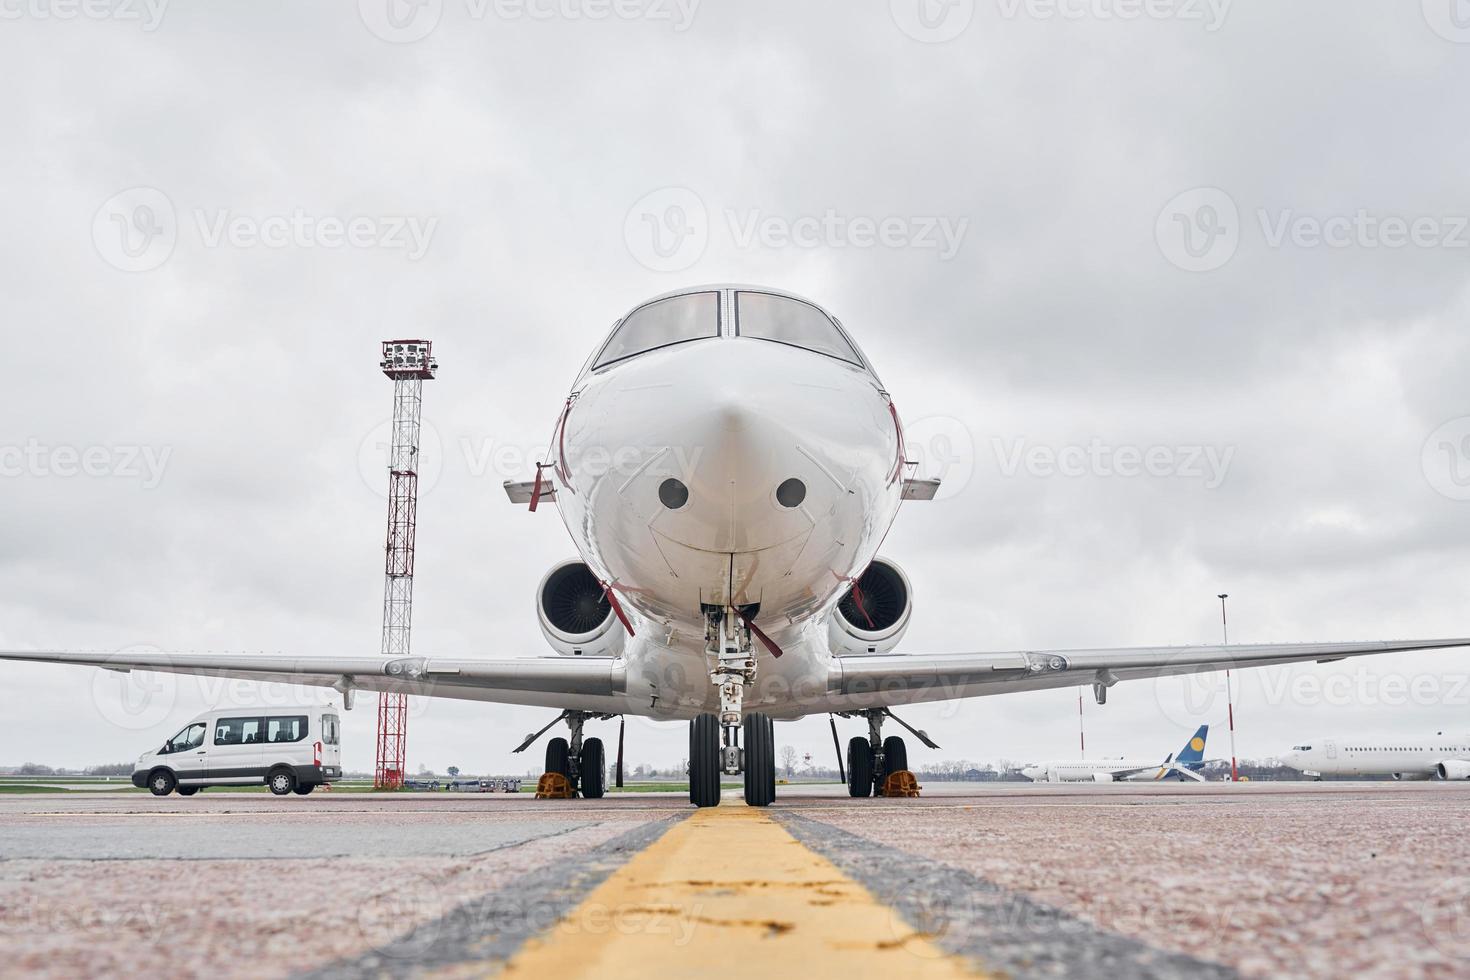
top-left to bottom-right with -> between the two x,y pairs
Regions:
775,478 -> 806,508
658,478 -> 689,510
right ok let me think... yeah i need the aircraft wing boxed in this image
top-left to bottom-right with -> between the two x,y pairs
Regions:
0,649 -> 627,713
826,638 -> 1470,711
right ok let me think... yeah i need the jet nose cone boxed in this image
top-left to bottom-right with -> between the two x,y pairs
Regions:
585,337 -> 895,554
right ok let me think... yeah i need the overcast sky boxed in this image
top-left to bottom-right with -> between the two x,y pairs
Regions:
3,0 -> 1470,776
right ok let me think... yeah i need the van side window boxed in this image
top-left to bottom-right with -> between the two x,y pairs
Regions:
266,716 -> 308,744
215,717 -> 265,746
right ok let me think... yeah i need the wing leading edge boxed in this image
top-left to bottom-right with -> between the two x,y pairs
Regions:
826,638 -> 1470,712
0,649 -> 627,713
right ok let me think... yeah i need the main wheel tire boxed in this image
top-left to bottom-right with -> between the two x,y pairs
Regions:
176,785 -> 199,796
743,713 -> 776,806
882,735 -> 909,778
580,737 -> 606,799
689,713 -> 721,808
148,770 -> 175,796
293,784 -> 315,796
545,737 -> 571,777
268,768 -> 296,796
847,737 -> 874,798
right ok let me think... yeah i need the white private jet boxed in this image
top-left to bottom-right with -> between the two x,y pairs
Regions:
1020,725 -> 1210,783
1282,735 -> 1470,781
5,285 -> 1469,808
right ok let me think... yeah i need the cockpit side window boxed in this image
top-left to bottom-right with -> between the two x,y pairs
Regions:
734,291 -> 863,366
592,291 -> 720,370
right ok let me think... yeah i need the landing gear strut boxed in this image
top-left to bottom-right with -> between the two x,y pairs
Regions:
687,605 -> 776,808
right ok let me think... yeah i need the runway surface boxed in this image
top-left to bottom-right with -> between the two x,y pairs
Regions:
1,782 -> 1467,978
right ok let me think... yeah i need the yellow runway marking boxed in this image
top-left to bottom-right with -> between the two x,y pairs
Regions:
499,806 -> 988,979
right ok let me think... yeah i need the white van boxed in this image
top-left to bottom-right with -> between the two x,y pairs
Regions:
132,707 -> 343,796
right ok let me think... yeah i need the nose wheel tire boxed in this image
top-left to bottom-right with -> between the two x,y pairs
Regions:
847,737 -> 874,797
743,712 -> 776,807
883,735 -> 909,776
293,784 -> 315,796
580,737 -> 606,798
689,713 -> 721,808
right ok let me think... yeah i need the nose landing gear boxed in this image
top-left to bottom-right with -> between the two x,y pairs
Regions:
687,606 -> 777,808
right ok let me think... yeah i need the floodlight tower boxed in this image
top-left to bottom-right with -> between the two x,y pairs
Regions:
375,339 -> 438,790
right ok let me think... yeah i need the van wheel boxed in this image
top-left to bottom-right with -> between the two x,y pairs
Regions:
148,770 -> 176,796
267,769 -> 296,796
177,786 -> 199,796
293,784 -> 315,795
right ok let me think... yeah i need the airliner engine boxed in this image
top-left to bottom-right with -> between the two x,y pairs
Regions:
828,558 -> 913,656
1436,760 -> 1470,780
536,559 -> 625,658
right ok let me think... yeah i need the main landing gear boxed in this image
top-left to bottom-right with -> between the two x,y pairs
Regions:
515,709 -> 614,799
687,605 -> 777,808
837,708 -> 937,797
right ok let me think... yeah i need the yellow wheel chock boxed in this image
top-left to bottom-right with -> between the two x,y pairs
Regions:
878,770 -> 921,798
535,772 -> 575,799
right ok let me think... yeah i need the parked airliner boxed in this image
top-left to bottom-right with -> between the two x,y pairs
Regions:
5,285 -> 1468,808
1021,725 -> 1209,783
1282,735 -> 1470,780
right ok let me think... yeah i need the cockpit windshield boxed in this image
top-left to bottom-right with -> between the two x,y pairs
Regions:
735,291 -> 862,366
592,291 -> 720,370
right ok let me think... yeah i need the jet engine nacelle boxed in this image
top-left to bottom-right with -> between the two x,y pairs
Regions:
1392,771 -> 1432,781
1437,761 -> 1470,780
536,559 -> 625,658
1092,773 -> 1115,783
828,557 -> 913,656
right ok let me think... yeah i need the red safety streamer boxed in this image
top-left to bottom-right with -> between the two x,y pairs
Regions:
736,608 -> 784,659
528,462 -> 549,512
601,581 -> 636,637
848,577 -> 875,628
